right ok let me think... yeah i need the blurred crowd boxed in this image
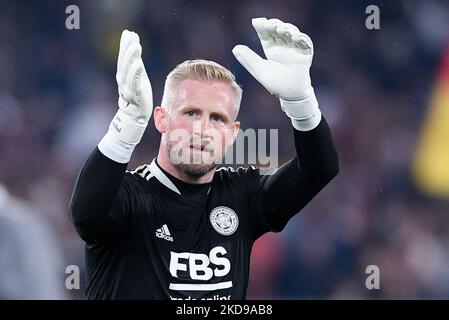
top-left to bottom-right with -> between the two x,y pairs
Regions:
1,0 -> 449,299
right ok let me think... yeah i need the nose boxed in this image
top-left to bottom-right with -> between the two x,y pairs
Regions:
201,114 -> 213,131
193,114 -> 212,134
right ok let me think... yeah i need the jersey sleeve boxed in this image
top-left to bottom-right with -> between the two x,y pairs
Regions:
246,116 -> 339,240
69,148 -> 139,243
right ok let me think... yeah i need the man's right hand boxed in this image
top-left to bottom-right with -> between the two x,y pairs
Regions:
98,30 -> 153,164
116,30 -> 153,125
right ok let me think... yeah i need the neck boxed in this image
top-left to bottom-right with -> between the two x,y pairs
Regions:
156,146 -> 215,184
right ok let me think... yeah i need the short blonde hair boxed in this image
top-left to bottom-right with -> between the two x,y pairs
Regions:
161,59 -> 242,120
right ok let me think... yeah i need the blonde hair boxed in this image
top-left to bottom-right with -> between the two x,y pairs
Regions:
161,59 -> 242,120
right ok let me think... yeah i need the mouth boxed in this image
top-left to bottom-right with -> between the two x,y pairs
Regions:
190,143 -> 209,152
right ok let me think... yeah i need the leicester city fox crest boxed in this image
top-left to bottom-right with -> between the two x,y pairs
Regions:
209,206 -> 239,236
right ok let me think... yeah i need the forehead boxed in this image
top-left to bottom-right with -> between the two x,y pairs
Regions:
171,79 -> 236,114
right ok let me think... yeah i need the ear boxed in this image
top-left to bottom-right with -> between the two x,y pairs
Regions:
230,121 -> 240,144
153,106 -> 167,133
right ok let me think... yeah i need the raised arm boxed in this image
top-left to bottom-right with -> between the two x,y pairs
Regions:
233,18 -> 338,236
257,117 -> 338,232
69,30 -> 153,242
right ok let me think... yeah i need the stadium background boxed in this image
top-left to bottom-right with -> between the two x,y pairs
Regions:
1,0 -> 449,299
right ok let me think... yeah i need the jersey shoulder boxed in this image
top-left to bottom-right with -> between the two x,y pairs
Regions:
214,165 -> 261,184
125,160 -> 182,196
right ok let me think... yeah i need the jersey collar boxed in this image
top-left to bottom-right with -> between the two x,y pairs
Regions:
148,159 -> 182,195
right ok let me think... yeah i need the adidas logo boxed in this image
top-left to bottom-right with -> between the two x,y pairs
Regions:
155,224 -> 173,242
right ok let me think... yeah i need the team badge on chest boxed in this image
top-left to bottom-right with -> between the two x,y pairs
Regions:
209,206 -> 239,236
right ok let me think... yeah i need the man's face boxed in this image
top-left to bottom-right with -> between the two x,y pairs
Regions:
160,79 -> 240,178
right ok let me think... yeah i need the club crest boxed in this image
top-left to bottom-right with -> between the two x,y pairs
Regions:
209,206 -> 239,236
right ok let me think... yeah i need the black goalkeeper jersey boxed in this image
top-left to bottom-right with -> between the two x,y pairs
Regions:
69,117 -> 338,300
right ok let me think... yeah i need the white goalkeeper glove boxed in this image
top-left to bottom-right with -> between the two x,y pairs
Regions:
232,18 -> 321,131
98,30 -> 153,163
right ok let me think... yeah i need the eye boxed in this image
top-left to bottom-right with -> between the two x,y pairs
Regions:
186,111 -> 196,117
212,115 -> 223,123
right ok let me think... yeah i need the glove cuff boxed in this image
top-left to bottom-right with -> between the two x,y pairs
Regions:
280,87 -> 319,119
280,87 -> 321,131
291,110 -> 322,131
98,109 -> 147,163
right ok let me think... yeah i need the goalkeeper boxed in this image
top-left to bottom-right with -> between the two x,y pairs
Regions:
70,18 -> 339,299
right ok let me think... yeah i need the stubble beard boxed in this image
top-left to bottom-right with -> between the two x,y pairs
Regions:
165,138 -> 217,179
